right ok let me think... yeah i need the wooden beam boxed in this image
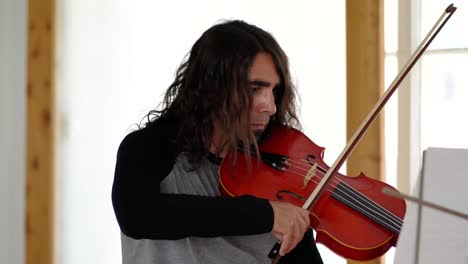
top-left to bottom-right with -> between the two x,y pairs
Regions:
26,0 -> 56,263
346,0 -> 384,264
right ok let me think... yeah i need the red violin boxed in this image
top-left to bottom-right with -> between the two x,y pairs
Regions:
219,125 -> 405,261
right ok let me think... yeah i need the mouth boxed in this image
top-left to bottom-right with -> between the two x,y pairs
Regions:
250,123 -> 266,130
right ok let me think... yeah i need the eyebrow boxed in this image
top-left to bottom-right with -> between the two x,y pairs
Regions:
248,80 -> 279,87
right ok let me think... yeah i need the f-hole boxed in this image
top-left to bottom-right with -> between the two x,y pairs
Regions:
276,190 -> 306,202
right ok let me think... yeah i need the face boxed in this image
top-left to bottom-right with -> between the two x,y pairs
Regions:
248,52 -> 279,132
209,52 -> 279,155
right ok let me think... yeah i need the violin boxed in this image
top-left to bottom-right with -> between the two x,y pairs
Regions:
219,4 -> 456,262
219,125 -> 405,261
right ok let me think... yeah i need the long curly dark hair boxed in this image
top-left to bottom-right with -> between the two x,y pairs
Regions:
144,20 -> 301,163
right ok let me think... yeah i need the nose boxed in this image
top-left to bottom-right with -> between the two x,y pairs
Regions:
259,88 -> 277,116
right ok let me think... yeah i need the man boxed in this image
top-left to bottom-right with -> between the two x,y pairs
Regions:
112,20 -> 323,263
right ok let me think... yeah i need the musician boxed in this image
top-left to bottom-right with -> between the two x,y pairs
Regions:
111,20 -> 323,264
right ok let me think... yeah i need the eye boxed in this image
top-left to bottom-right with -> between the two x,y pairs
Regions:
252,86 -> 261,93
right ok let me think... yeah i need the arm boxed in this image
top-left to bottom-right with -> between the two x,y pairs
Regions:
111,123 -> 274,240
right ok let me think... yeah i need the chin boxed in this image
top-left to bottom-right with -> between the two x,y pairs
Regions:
253,129 -> 264,141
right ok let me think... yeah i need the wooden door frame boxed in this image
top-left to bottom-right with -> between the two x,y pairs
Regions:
26,0 -> 56,263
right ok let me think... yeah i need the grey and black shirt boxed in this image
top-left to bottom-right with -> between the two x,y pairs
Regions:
112,117 -> 322,263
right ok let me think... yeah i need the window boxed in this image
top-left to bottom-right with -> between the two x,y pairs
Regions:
420,1 -> 468,151
390,1 -> 468,191
385,0 -> 467,263
384,0 -> 399,262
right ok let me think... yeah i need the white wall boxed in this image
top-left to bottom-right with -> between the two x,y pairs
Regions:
0,0 -> 28,263
56,1 -> 346,263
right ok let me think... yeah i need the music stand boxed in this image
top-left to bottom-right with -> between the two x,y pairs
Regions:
388,148 -> 468,264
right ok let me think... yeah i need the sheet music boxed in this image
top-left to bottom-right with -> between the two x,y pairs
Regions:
394,147 -> 468,264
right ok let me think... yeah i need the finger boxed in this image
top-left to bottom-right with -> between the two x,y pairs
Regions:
272,231 -> 283,241
297,210 -> 307,226
291,217 -> 301,249
279,233 -> 291,256
302,209 -> 310,226
298,211 -> 309,234
282,220 -> 299,255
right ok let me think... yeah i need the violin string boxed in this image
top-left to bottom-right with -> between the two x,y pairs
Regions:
286,158 -> 403,229
331,188 -> 401,233
285,163 -> 402,231
288,157 -> 403,227
239,156 -> 403,231
235,149 -> 403,230
288,157 -> 404,224
236,150 -> 346,204
243,154 -> 403,229
236,147 -> 333,189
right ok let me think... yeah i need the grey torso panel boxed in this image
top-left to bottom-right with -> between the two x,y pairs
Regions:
121,154 -> 275,264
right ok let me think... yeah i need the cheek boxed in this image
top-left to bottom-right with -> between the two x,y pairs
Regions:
251,94 -> 262,111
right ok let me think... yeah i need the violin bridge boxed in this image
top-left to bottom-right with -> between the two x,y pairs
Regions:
303,163 -> 317,188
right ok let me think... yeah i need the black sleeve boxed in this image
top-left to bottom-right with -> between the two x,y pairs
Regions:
280,229 -> 323,264
111,123 -> 274,240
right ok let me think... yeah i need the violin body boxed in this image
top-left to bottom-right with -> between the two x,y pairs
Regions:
219,125 -> 406,261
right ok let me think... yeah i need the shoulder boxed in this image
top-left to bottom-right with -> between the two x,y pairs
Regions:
116,117 -> 181,174
119,118 -> 179,154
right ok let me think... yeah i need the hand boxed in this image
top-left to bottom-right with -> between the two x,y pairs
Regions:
269,201 -> 310,256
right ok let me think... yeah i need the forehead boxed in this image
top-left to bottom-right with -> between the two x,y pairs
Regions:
248,52 -> 280,84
